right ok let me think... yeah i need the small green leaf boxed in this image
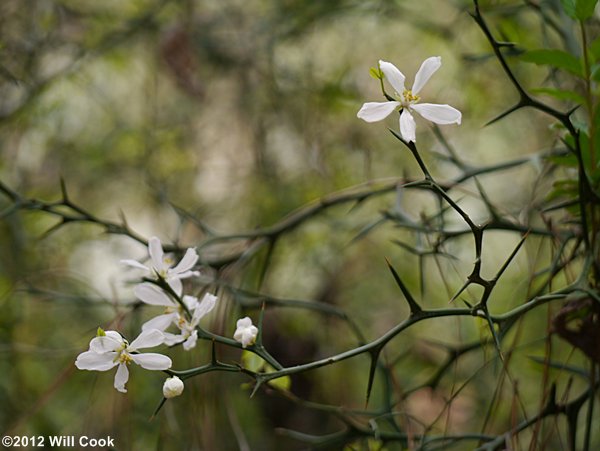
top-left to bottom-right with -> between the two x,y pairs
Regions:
96,327 -> 106,337
561,0 -> 598,20
530,87 -> 585,104
369,67 -> 382,80
521,49 -> 583,77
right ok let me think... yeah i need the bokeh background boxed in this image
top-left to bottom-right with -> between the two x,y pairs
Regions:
0,0 -> 596,449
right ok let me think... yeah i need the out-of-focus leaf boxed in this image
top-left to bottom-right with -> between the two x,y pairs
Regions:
560,0 -> 598,20
546,179 -> 579,202
547,152 -> 579,167
590,36 -> 600,63
268,374 -> 291,391
241,352 -> 291,391
591,63 -> 600,81
531,87 -> 585,104
520,49 -> 583,77
241,350 -> 265,372
344,438 -> 385,451
552,297 -> 600,363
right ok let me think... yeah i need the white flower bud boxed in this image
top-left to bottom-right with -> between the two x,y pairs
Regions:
163,376 -> 184,398
233,316 -> 259,348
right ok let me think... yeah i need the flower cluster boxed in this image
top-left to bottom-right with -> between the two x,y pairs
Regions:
133,282 -> 218,351
123,237 -> 218,351
75,237 -> 261,395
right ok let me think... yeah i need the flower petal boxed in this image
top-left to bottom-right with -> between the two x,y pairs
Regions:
379,60 -> 406,94
183,295 -> 199,310
75,350 -> 118,371
131,353 -> 172,370
241,327 -> 258,348
182,331 -> 198,351
236,317 -> 253,329
134,283 -> 175,307
89,334 -> 123,353
412,56 -> 441,95
399,109 -> 417,143
148,237 -> 165,271
357,101 -> 400,123
167,278 -> 183,296
142,313 -> 178,331
120,259 -> 150,271
104,331 -> 123,341
411,103 -> 462,125
114,363 -> 129,393
234,317 -> 259,348
163,332 -> 186,346
169,270 -> 200,280
233,328 -> 244,343
193,293 -> 218,324
170,247 -> 199,275
128,329 -> 165,351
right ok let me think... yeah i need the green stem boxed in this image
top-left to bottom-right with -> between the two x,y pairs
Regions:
580,21 -> 595,166
580,21 -> 600,276
196,328 -> 283,370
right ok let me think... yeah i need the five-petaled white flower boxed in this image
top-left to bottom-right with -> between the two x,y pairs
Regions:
162,292 -> 218,351
233,317 -> 259,348
163,375 -> 184,398
357,57 -> 461,142
121,236 -> 200,293
75,329 -> 172,393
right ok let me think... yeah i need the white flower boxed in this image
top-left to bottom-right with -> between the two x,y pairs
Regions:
121,236 -> 200,293
233,317 -> 258,348
134,282 -> 200,332
357,57 -> 461,142
163,293 -> 218,350
163,376 -> 184,398
75,329 -> 172,393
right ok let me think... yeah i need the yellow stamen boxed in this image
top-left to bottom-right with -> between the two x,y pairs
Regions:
118,352 -> 133,365
402,89 -> 420,103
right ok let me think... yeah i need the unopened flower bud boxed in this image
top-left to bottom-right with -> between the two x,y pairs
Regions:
233,317 -> 259,348
163,376 -> 184,398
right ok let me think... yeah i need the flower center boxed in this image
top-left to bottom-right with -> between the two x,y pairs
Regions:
402,89 -> 419,105
118,351 -> 133,365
